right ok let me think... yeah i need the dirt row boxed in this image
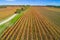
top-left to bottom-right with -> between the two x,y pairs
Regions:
0,7 -> 60,40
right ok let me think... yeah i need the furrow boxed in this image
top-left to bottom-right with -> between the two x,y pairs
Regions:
39,14 -> 60,40
10,15 -> 25,40
20,16 -> 28,40
16,15 -> 27,40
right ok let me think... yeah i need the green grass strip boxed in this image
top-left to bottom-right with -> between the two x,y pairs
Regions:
0,11 -> 24,35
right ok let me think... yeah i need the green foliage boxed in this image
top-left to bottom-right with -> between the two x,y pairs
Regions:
16,9 -> 21,13
0,6 -> 7,8
46,5 -> 60,8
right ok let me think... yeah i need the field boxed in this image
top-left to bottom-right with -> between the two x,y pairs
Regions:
0,6 -> 60,40
36,6 -> 60,26
0,6 -> 21,21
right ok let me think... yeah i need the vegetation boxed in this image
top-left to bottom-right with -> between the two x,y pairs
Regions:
0,6 -> 7,8
46,5 -> 60,8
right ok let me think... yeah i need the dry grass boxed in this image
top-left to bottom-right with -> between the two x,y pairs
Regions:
0,6 -> 21,21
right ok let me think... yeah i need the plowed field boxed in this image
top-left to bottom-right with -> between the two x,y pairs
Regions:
0,7 -> 60,40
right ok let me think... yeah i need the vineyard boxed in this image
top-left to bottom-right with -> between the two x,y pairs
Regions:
0,6 -> 60,40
